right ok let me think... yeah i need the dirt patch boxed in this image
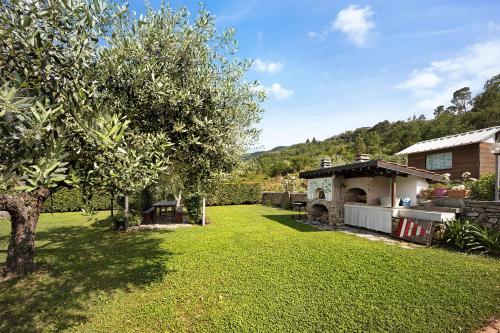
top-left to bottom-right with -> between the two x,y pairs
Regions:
476,318 -> 500,333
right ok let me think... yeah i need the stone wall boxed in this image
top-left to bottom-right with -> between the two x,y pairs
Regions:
262,192 -> 307,208
459,200 -> 500,230
306,199 -> 343,225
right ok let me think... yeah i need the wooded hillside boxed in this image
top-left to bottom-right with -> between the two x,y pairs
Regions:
247,74 -> 500,179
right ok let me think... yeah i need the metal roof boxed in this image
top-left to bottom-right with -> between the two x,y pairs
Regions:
152,200 -> 177,207
299,160 -> 441,181
396,126 -> 500,155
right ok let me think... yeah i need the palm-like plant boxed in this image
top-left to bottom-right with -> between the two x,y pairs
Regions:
443,219 -> 474,251
468,224 -> 500,254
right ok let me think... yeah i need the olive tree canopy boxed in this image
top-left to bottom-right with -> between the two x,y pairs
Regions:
0,0 -> 263,276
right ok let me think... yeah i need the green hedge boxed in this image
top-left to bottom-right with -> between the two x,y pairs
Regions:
206,183 -> 262,206
43,187 -> 112,213
42,182 -> 261,212
471,172 -> 495,201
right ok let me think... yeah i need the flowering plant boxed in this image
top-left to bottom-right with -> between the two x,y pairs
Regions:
440,173 -> 451,184
438,171 -> 477,190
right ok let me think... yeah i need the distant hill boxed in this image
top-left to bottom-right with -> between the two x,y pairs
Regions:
245,74 -> 500,179
245,146 -> 289,159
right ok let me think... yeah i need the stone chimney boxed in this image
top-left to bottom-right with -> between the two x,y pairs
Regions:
355,154 -> 370,163
320,157 -> 332,168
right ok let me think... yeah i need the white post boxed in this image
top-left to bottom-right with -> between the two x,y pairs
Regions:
496,154 -> 500,201
202,197 -> 206,226
490,143 -> 500,201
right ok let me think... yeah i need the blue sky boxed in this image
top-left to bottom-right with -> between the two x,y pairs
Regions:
129,1 -> 500,150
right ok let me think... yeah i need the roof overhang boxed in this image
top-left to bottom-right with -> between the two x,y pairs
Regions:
299,160 -> 441,181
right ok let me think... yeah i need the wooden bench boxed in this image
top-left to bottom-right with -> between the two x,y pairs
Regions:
142,207 -> 155,224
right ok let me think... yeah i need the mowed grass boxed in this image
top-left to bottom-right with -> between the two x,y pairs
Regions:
0,206 -> 499,332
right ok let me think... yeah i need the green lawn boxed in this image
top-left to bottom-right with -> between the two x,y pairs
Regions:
0,205 -> 499,332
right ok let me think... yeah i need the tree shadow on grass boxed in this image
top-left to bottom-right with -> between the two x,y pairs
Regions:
0,216 -> 174,333
262,214 -> 320,232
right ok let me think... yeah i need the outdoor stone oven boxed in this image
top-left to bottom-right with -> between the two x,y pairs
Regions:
306,198 -> 344,225
299,159 -> 442,228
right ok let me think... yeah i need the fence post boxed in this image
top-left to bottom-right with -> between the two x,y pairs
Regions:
202,197 -> 206,226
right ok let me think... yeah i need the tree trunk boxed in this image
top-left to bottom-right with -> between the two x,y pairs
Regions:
110,189 -> 114,217
175,191 -> 182,207
0,188 -> 49,276
123,192 -> 129,230
124,192 -> 129,218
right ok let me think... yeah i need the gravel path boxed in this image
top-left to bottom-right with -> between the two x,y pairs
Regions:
131,223 -> 194,231
295,219 -> 420,249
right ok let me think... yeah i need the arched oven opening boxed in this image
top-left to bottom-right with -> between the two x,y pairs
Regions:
315,188 -> 325,199
309,204 -> 329,223
344,188 -> 367,203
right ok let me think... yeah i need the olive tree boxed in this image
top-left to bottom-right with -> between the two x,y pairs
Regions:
0,0 -> 119,276
0,0 -> 263,276
75,113 -> 171,220
97,5 -> 264,217
0,85 -> 70,275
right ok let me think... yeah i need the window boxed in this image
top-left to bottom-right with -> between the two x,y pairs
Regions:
426,152 -> 452,170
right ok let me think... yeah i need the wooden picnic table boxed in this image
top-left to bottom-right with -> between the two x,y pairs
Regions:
152,200 -> 177,223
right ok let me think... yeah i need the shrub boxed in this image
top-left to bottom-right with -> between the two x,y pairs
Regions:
43,187 -> 113,213
443,219 -> 500,255
468,224 -> 500,255
471,172 -> 495,201
185,194 -> 203,223
206,183 -> 261,206
443,219 -> 474,251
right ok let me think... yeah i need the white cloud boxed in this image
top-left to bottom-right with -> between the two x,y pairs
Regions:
332,5 -> 375,47
397,71 -> 442,90
307,31 -> 327,41
398,40 -> 500,111
253,58 -> 283,73
254,83 -> 294,100
267,83 -> 294,100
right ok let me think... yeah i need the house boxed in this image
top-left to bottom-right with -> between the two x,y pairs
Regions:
396,126 -> 500,179
298,157 -> 454,237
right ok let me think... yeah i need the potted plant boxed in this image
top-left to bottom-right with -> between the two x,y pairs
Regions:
432,173 -> 450,197
447,184 -> 470,198
417,188 -> 433,204
447,172 -> 476,198
432,184 -> 448,197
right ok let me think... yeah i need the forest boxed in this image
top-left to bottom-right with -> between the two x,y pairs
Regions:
245,74 -> 500,181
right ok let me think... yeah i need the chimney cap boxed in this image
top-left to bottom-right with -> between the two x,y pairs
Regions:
355,154 -> 370,162
320,157 -> 331,168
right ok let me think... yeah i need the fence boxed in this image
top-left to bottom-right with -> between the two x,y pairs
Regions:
261,191 -> 307,208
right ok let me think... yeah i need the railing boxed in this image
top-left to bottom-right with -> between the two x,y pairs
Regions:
344,203 -> 394,233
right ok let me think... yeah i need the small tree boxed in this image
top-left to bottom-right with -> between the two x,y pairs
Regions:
77,113 -> 171,220
433,105 -> 445,116
450,87 -> 472,113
